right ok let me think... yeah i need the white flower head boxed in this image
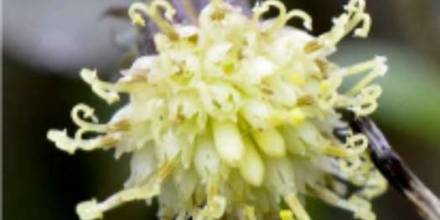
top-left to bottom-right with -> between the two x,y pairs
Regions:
48,0 -> 388,219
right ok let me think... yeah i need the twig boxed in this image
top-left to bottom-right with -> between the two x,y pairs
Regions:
338,111 -> 440,220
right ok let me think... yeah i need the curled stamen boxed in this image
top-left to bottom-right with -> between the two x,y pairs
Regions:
345,0 -> 366,11
351,100 -> 378,117
324,144 -> 365,158
128,3 -> 148,26
339,157 -> 363,173
349,85 -> 382,116
71,104 -> 108,133
353,14 -> 371,37
348,56 -> 387,95
336,57 -> 386,115
343,0 -> 366,33
286,10 -> 313,31
345,134 -> 368,154
151,0 -> 176,21
362,85 -> 382,100
80,69 -> 120,104
318,0 -> 370,45
47,104 -> 126,154
129,0 -> 178,40
252,0 -> 287,32
47,129 -> 119,154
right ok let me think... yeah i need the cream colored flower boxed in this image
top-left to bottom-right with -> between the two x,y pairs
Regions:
48,0 -> 388,219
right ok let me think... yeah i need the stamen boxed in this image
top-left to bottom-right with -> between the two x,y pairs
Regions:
318,0 -> 370,46
353,14 -> 371,37
343,58 -> 383,77
344,0 -> 366,33
80,69 -> 120,104
71,104 -> 108,134
286,9 -> 313,31
350,97 -> 378,116
252,0 -> 287,33
345,134 -> 368,155
128,0 -> 179,40
76,159 -> 176,220
339,157 -> 363,173
47,130 -> 119,154
348,56 -> 387,95
325,134 -> 368,173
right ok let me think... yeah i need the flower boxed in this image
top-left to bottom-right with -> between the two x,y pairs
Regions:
47,0 -> 388,219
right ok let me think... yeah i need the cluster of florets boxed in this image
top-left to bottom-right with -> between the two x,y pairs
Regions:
48,0 -> 388,219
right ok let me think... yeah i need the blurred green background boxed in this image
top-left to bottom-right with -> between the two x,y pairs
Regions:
3,0 -> 440,219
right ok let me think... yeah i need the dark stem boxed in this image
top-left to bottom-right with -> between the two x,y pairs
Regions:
338,111 -> 440,220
